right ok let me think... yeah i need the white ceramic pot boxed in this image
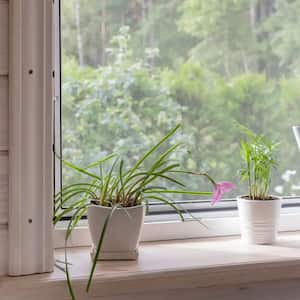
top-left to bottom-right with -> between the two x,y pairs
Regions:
88,205 -> 145,260
237,196 -> 281,245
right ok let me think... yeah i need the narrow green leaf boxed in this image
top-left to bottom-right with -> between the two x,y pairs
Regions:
85,154 -> 117,169
86,205 -> 118,292
146,196 -> 185,221
144,189 -> 212,195
62,159 -> 102,181
127,124 -> 181,177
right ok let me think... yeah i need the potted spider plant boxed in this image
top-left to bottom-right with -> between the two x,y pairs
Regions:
54,125 -> 234,299
237,124 -> 280,245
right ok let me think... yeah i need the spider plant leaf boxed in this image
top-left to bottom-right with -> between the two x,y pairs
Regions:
55,182 -> 100,196
127,124 -> 181,178
62,159 -> 102,181
147,143 -> 182,174
55,181 -> 99,217
107,172 -> 123,200
134,186 -> 167,194
144,189 -> 212,196
141,167 -> 184,187
55,189 -> 96,216
169,200 -> 208,229
148,173 -> 185,187
123,164 -> 182,197
133,163 -> 182,190
119,159 -> 125,199
86,205 -> 118,292
100,158 -> 119,203
57,188 -> 97,205
121,171 -> 150,190
55,183 -> 100,202
54,187 -> 93,223
54,201 -> 85,224
130,174 -> 185,198
67,207 -> 89,239
85,154 -> 118,169
64,204 -> 91,300
146,196 -> 185,221
131,144 -> 182,191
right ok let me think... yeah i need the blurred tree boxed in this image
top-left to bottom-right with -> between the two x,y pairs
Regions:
61,0 -> 300,196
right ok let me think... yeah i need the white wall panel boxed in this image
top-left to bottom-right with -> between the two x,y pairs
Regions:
8,0 -> 54,276
0,227 -> 8,275
0,76 -> 8,149
0,154 -> 8,224
0,0 -> 8,75
0,0 -> 8,277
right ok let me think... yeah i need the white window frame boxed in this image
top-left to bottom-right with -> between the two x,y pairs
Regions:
54,205 -> 300,248
9,0 -> 54,275
53,0 -> 300,249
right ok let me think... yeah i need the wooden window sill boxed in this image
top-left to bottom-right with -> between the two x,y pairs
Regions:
2,232 -> 300,299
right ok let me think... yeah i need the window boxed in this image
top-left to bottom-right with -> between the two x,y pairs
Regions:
55,0 -> 300,243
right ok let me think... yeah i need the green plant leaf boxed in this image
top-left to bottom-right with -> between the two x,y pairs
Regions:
127,124 -> 181,178
86,205 -> 118,292
144,189 -> 212,195
85,154 -> 118,169
62,159 -> 102,181
145,195 -> 185,221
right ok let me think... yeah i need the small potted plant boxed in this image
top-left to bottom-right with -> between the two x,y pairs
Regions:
237,124 -> 280,244
54,124 -> 234,299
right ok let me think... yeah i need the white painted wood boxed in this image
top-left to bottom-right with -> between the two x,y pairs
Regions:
52,232 -> 300,298
1,278 -> 300,300
91,280 -> 300,300
0,0 -> 9,278
0,76 -> 8,149
53,0 -> 61,197
8,0 -> 54,275
54,210 -> 300,248
0,227 -> 8,275
0,1 -> 8,75
0,154 -> 8,225
3,233 -> 300,299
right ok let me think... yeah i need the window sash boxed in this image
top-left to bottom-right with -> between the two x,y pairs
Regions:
55,0 -> 300,235
54,205 -> 300,249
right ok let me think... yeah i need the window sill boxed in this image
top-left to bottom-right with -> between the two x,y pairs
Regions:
3,232 -> 300,299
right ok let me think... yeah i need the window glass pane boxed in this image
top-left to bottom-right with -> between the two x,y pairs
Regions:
61,0 -> 300,200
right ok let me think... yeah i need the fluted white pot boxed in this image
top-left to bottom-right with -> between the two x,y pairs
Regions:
88,205 -> 145,260
237,196 -> 281,245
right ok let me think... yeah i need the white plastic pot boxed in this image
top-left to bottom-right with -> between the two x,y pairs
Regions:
87,205 -> 145,260
237,196 -> 281,245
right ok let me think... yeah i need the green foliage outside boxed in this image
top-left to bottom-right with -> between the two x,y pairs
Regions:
61,0 -> 300,197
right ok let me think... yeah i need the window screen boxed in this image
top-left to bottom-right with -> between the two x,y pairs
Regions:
57,0 -> 300,220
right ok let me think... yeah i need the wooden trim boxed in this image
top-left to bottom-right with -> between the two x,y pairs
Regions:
54,211 -> 300,248
8,0 -> 54,275
0,227 -> 8,275
0,0 -> 8,76
0,154 -> 8,225
3,233 -> 300,298
0,76 -> 8,149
